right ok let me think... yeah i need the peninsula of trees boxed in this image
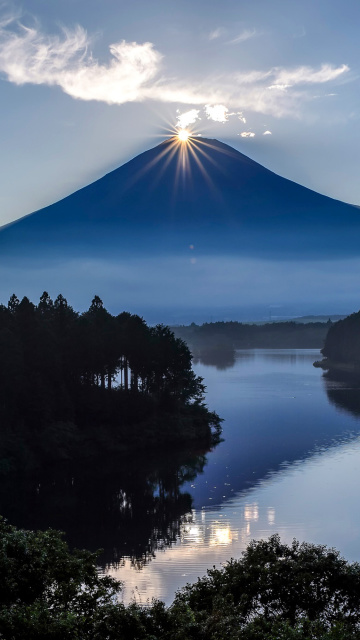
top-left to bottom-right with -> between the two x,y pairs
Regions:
0,293 -> 221,470
316,309 -> 360,372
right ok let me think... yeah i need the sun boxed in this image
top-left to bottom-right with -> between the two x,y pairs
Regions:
178,129 -> 190,142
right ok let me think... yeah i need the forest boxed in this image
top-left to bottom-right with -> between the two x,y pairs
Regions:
320,309 -> 360,370
173,319 -> 330,365
0,293 -> 221,471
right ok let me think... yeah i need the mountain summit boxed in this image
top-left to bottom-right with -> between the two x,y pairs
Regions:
1,137 -> 360,320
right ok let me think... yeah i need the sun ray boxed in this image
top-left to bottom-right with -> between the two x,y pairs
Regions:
111,110 -> 243,229
146,140 -> 180,190
121,139 -> 177,191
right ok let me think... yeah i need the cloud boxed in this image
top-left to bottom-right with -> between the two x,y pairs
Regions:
208,27 -> 226,40
0,14 -> 350,120
0,18 -> 162,104
272,64 -> 349,87
268,84 -> 290,91
176,108 -> 200,129
204,104 -> 229,122
239,131 -> 255,137
227,29 -> 257,45
263,130 -> 272,135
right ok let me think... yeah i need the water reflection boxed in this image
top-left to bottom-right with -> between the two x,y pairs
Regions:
109,349 -> 360,604
192,348 -> 318,371
0,449 -> 211,568
324,369 -> 360,419
3,348 -> 360,606
192,347 -> 236,370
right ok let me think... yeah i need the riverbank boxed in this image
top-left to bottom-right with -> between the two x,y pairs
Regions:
313,358 -> 360,374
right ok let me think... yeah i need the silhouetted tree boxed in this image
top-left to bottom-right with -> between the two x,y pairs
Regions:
0,294 -> 219,465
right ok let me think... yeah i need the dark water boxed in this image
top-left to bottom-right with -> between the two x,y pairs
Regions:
2,348 -> 360,604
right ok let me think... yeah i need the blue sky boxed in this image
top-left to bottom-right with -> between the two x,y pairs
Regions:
0,0 -> 359,227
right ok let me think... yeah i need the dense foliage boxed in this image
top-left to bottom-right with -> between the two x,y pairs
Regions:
321,310 -> 360,367
0,293 -> 220,470
1,522 -> 360,639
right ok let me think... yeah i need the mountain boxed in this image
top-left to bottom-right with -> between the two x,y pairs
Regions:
1,136 -> 359,257
1,136 -> 360,321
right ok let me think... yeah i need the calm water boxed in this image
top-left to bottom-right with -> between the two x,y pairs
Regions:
2,348 -> 360,605
107,349 -> 360,604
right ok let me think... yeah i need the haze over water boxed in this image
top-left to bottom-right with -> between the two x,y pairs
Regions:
109,349 -> 360,605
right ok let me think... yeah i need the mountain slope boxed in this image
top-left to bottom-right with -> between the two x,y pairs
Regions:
1,136 -> 360,322
1,137 -> 359,259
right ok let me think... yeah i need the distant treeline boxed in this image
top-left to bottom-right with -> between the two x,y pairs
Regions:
173,320 -> 330,356
0,293 -> 220,472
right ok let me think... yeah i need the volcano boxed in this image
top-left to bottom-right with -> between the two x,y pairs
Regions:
1,136 -> 360,321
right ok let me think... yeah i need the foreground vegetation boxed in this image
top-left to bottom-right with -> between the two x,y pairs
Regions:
0,293 -> 220,471
1,519 -> 360,639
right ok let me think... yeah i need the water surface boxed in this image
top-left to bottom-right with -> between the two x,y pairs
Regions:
108,349 -> 360,604
2,348 -> 360,606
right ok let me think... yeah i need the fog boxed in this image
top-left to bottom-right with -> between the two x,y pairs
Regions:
1,253 -> 359,323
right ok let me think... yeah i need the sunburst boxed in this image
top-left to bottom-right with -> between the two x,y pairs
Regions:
178,129 -> 190,142
123,114 -> 239,216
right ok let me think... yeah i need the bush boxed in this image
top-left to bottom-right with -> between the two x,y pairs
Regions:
173,534 -> 360,639
1,522 -> 360,639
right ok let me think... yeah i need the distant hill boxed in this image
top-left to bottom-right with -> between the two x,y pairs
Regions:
173,320 -> 329,359
253,315 -> 347,325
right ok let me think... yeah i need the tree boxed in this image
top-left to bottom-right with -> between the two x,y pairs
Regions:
37,291 -> 54,317
173,534 -> 360,638
1,526 -> 360,639
322,310 -> 360,366
0,293 -> 220,462
0,517 -> 121,639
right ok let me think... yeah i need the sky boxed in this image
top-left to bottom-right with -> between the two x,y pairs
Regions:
0,0 -> 360,228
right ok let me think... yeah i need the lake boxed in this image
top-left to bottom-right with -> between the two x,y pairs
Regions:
107,348 -> 360,604
2,347 -> 360,606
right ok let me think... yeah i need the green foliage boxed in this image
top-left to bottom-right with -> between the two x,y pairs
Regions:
0,517 -> 121,639
172,534 -> 360,639
1,527 -> 360,639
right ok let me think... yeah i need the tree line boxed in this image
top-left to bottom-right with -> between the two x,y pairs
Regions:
0,293 -> 220,469
321,309 -> 360,367
173,319 -> 330,355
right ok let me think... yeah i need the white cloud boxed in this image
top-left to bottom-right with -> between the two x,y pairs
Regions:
268,84 -> 291,91
208,27 -> 226,41
0,18 -> 162,104
263,130 -> 272,135
0,14 -> 351,120
204,104 -> 229,122
239,131 -> 255,137
228,28 -> 257,45
272,64 -> 349,87
238,113 -> 247,123
234,70 -> 273,84
176,109 -> 200,129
